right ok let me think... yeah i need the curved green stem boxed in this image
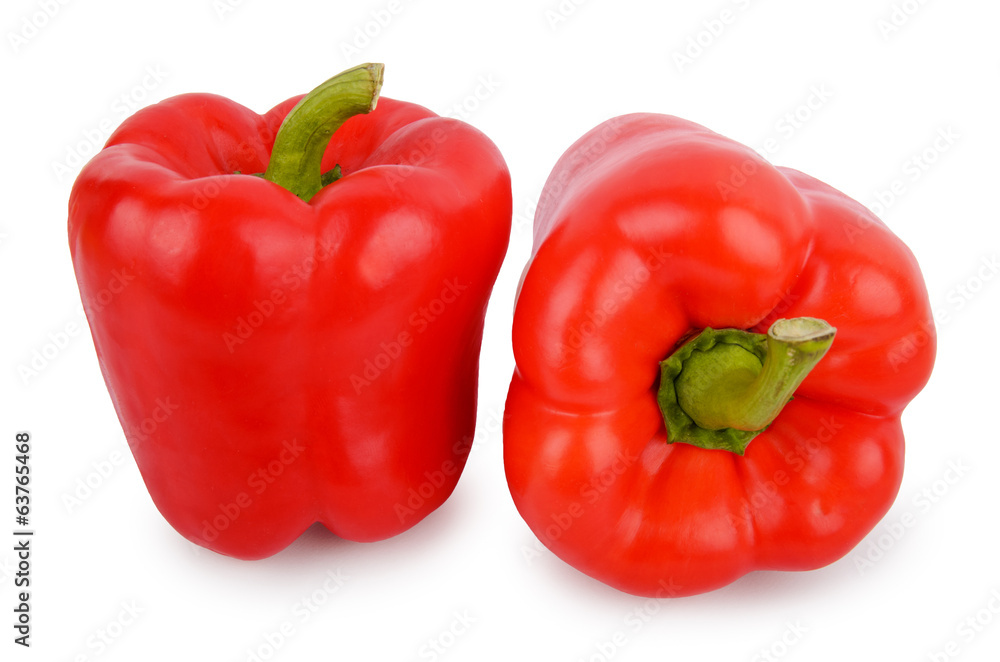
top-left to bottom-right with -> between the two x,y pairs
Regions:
657,317 -> 836,455
263,63 -> 384,202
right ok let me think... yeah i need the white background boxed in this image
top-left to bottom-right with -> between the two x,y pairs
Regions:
2,0 -> 998,660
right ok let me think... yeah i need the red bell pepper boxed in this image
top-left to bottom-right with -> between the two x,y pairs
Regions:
504,113 -> 935,597
68,64 -> 511,559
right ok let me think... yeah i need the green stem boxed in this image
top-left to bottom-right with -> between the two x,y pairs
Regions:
263,63 -> 384,202
657,317 -> 836,455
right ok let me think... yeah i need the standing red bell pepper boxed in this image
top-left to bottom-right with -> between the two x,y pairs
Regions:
68,64 -> 511,559
504,113 -> 935,597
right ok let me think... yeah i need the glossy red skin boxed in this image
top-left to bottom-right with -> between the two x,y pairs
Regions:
69,93 -> 511,559
504,114 -> 935,597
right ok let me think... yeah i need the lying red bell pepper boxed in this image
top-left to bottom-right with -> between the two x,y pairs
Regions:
504,113 -> 935,597
68,64 -> 511,559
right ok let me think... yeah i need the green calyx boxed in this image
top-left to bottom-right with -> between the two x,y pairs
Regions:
262,63 -> 384,202
657,317 -> 836,455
